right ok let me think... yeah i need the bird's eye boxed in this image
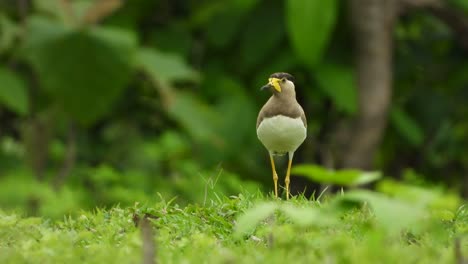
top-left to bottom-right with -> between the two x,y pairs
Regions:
281,78 -> 286,83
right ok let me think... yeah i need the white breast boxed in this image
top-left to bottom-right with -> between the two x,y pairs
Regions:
257,115 -> 307,155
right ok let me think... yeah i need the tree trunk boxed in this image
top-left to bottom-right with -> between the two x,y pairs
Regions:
341,0 -> 397,169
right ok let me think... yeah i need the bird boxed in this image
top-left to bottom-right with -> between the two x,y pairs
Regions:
256,72 -> 307,200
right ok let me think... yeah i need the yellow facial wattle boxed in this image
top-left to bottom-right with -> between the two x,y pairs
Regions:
268,78 -> 281,92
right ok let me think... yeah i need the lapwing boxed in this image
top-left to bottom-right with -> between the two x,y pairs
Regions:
256,72 -> 307,199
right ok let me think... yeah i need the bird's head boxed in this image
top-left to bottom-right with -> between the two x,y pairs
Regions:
261,72 -> 295,94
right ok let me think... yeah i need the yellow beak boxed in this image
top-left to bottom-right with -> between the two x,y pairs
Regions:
268,78 -> 281,92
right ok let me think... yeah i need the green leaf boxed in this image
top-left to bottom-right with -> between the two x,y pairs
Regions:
0,14 -> 18,54
292,164 -> 381,186
292,164 -> 332,182
167,92 -> 222,145
286,0 -> 337,68
136,48 -> 199,84
33,0 -> 70,24
234,202 -> 278,237
280,204 -> 336,227
377,179 -> 461,212
91,27 -> 137,54
335,170 -> 381,186
280,204 -> 332,227
339,190 -> 427,234
280,205 -> 318,227
24,25 -> 137,125
212,76 -> 256,151
390,106 -> 424,146
0,67 -> 28,115
21,16 -> 69,55
315,63 -> 357,114
33,0 -> 96,25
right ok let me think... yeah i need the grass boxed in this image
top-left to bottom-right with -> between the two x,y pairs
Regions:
0,190 -> 467,264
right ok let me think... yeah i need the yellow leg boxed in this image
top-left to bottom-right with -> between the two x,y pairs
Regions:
285,153 -> 294,200
269,154 -> 279,198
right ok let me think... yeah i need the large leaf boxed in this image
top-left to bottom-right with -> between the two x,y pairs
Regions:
234,202 -> 278,237
33,0 -> 71,24
210,76 -> 256,151
337,190 -> 427,234
23,19 -> 137,125
21,16 -> 68,53
280,204 -> 337,227
0,14 -> 18,54
0,68 -> 28,115
390,106 -> 424,146
192,73 -> 257,164
167,92 -> 222,145
292,164 -> 381,186
315,63 -> 357,114
286,0 -> 338,68
136,48 -> 198,84
377,179 -> 461,212
34,0 -> 104,25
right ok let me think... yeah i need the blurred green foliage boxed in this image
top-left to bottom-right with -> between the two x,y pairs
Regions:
292,164 -> 381,186
0,0 -> 467,217
1,188 -> 466,263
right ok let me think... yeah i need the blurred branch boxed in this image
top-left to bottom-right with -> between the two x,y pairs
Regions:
82,0 -> 123,26
454,237 -> 468,264
24,117 -> 51,182
140,216 -> 157,264
53,123 -> 76,191
17,0 -> 28,22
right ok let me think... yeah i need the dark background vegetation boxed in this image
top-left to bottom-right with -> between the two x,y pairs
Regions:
0,0 -> 467,217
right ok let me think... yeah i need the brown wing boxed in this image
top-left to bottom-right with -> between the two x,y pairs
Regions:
299,107 -> 307,128
256,104 -> 270,128
257,97 -> 307,128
